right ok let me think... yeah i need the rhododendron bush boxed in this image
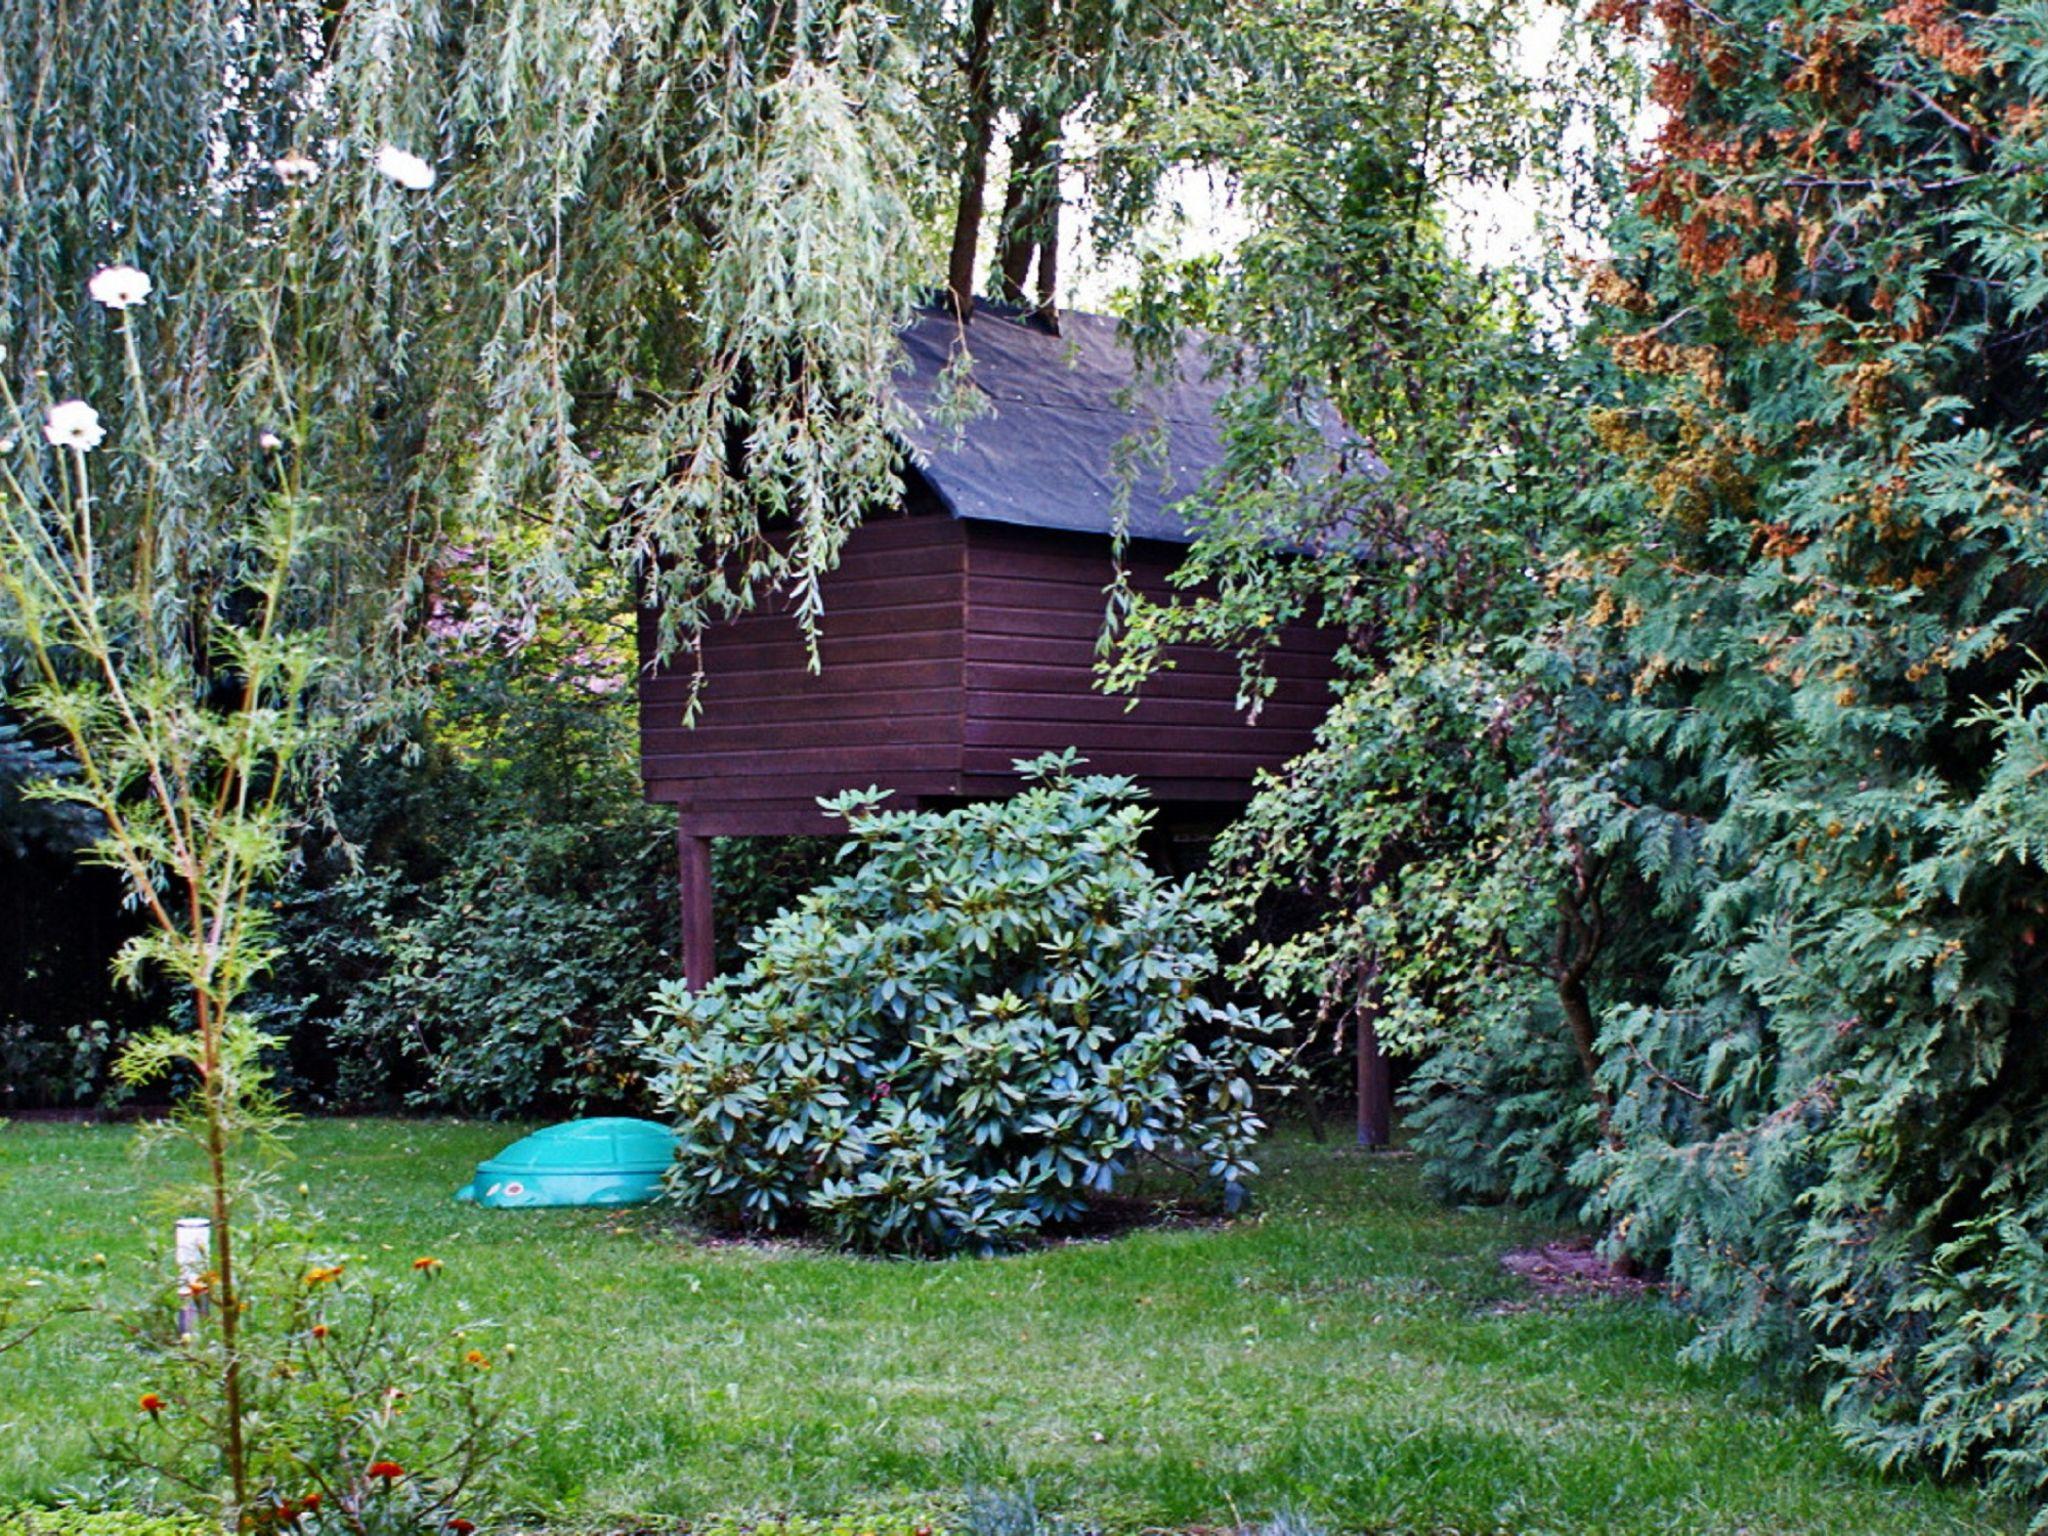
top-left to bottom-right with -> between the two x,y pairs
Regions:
639,757 -> 1286,1253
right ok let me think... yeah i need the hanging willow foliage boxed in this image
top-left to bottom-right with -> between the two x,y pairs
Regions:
2,0 -> 1242,725
4,0 -> 930,713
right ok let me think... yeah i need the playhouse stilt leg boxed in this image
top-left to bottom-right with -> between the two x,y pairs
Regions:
678,830 -> 715,991
1357,1005 -> 1393,1148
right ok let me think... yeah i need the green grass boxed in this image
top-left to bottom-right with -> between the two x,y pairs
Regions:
0,1118 -> 2021,1535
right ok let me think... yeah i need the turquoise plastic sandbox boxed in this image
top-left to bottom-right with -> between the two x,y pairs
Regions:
455,1117 -> 679,1208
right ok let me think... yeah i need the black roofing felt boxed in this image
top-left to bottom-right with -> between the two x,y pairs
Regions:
893,304 -> 1233,546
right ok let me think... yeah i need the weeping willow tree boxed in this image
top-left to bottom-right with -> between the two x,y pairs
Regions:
5,0 -> 1241,683
6,0 -> 918,689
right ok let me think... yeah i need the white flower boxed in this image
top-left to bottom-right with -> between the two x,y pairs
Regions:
43,399 -> 106,452
87,264 -> 152,310
374,144 -> 436,192
258,430 -> 284,451
273,150 -> 320,187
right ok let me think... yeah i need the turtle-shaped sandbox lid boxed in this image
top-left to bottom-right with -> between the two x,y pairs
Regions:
455,1117 -> 680,1209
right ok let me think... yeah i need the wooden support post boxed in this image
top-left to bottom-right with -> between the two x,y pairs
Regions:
1356,1004 -> 1393,1149
678,830 -> 715,991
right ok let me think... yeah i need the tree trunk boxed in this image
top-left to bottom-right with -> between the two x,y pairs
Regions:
996,107 -> 1053,302
1355,1001 -> 1393,1148
1554,882 -> 1614,1142
944,0 -> 1002,321
994,106 -> 1062,323
195,986 -> 248,1518
1033,131 -> 1061,329
1555,944 -> 1604,1105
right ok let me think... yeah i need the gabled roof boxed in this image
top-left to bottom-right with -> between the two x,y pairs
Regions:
893,303 -> 1232,546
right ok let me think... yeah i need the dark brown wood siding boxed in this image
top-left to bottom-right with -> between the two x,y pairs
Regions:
637,510 -> 1340,836
638,510 -> 968,835
959,521 -> 1337,802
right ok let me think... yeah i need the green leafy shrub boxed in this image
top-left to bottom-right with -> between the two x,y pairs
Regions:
1113,0 -> 2048,1512
253,565 -> 848,1117
273,820 -> 677,1116
711,835 -> 844,972
0,719 -> 147,1113
0,1513 -> 205,1536
1557,0 -> 2048,1514
251,574 -> 684,1116
263,822 -> 836,1117
638,754 -> 1286,1253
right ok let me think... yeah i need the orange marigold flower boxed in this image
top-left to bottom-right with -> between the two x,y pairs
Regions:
301,1494 -> 322,1511
310,1323 -> 330,1340
138,1392 -> 165,1416
302,1264 -> 345,1286
446,1519 -> 477,1535
367,1460 -> 404,1481
464,1348 -> 490,1369
412,1256 -> 442,1272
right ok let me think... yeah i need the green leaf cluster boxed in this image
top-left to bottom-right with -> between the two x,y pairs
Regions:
638,754 -> 1286,1253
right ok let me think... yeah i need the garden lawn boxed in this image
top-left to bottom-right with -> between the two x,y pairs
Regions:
0,1119 -> 2021,1536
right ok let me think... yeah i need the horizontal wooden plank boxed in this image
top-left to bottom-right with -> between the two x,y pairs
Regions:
643,716 -> 960,754
806,569 -> 969,612
964,602 -> 1117,644
964,542 -> 1186,590
965,661 -> 1336,703
641,690 -> 961,731
641,656 -> 962,706
839,511 -> 962,546
636,512 -> 957,601
639,602 -> 961,670
641,571 -> 964,643
966,603 -> 1339,661
675,803 -> 850,837
964,521 -> 1190,562
973,665 -> 1332,702
967,688 -> 1326,730
681,627 -> 961,677
963,750 -> 1301,786
660,770 -> 964,805
964,718 -> 1314,755
962,655 -> 1338,694
643,744 -> 962,780
807,565 -> 965,608
698,599 -> 960,645
657,778 -> 1258,829
967,572 -> 1152,617
956,770 -> 1257,804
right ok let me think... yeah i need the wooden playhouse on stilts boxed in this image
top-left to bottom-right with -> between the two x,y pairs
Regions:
638,303 -> 1340,983
634,301 -> 1395,1142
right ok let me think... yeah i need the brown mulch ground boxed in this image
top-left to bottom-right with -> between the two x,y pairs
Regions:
1495,1235 -> 1659,1309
